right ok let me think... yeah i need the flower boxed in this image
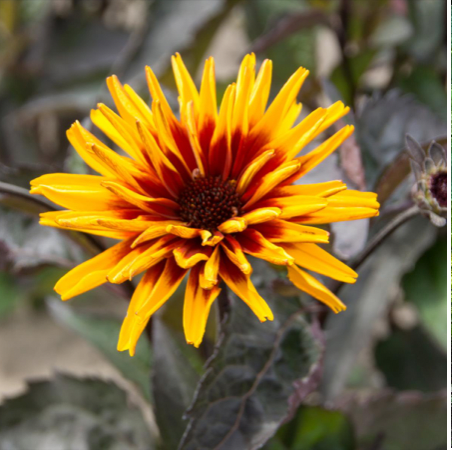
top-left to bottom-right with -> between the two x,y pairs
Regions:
406,135 -> 447,227
30,53 -> 379,355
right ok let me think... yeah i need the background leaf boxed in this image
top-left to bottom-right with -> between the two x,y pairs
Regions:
48,299 -> 152,401
0,374 -> 154,450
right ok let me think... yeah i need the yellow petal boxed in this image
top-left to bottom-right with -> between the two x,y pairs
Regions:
243,160 -> 301,209
287,265 -> 346,313
218,216 -> 247,234
248,58 -> 272,128
199,245 -> 221,289
236,149 -> 275,195
184,265 -> 221,347
281,242 -> 357,283
118,258 -> 187,356
241,207 -> 281,225
54,238 -> 134,300
219,256 -> 273,322
101,180 -> 179,218
221,235 -> 252,274
270,181 -> 346,198
255,195 -> 328,219
30,173 -> 128,211
237,228 -> 295,266
173,240 -> 211,269
252,219 -> 329,244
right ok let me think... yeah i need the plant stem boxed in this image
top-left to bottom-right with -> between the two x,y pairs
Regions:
349,205 -> 419,272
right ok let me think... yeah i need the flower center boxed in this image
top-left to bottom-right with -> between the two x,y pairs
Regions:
178,176 -> 243,231
429,171 -> 446,207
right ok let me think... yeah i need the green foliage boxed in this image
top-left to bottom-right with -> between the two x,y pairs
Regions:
266,406 -> 355,450
403,234 -> 447,348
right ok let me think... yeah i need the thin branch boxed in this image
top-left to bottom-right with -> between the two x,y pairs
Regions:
348,205 -> 419,272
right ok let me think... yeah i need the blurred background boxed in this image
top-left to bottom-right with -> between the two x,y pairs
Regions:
0,0 -> 447,449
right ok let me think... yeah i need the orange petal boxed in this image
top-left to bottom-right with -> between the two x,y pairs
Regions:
173,240 -> 212,269
107,235 -> 181,283
236,228 -> 295,266
136,120 -> 184,197
221,235 -> 252,274
199,245 -> 221,289
254,195 -> 328,219
217,216 -> 247,234
252,219 -> 329,244
236,149 -> 275,196
287,265 -> 346,313
184,266 -> 221,348
209,83 -> 235,178
30,173 -> 129,211
286,125 -> 355,183
269,181 -> 347,199
54,238 -> 134,300
118,258 -> 187,356
241,207 -> 281,225
166,224 -> 211,241
242,160 -> 301,209
281,242 -> 357,283
248,59 -> 272,128
101,180 -> 179,218
219,256 -> 273,322
198,57 -> 217,153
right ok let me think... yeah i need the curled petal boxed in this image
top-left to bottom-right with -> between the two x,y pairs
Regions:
218,217 -> 247,234
242,207 -> 281,225
199,246 -> 221,290
221,236 -> 252,274
174,240 -> 212,269
166,224 -> 211,241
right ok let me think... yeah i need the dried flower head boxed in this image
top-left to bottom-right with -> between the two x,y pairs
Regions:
30,54 -> 380,355
406,135 -> 447,227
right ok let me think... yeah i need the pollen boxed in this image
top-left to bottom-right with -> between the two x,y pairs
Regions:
178,176 -> 243,231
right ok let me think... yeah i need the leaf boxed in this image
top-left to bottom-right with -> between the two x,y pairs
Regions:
375,324 -> 446,392
355,90 -> 446,189
369,14 -> 413,48
179,262 -> 323,450
265,405 -> 355,450
126,0 -> 230,85
321,216 -> 437,399
403,0 -> 445,63
397,65 -> 447,123
152,317 -> 205,450
0,207 -> 82,272
337,390 -> 447,450
402,233 -> 447,348
0,374 -> 155,450
244,0 -> 317,81
48,298 -> 152,401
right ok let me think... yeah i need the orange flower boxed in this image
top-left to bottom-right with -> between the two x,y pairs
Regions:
30,53 -> 379,355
